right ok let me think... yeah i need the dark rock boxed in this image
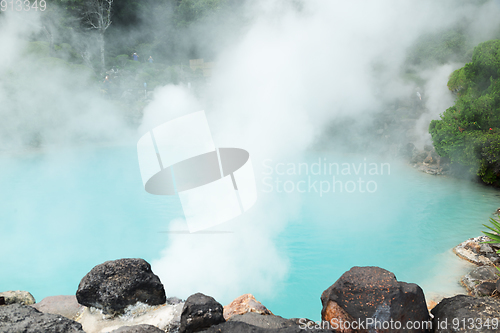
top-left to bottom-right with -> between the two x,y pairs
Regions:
110,324 -> 164,333
462,266 -> 499,296
31,295 -> 83,320
497,278 -> 500,294
200,321 -> 333,333
179,293 -> 225,333
76,258 -> 166,315
476,282 -> 497,296
321,266 -> 430,332
0,297 -> 4,306
431,295 -> 500,332
228,312 -> 297,329
0,303 -> 85,333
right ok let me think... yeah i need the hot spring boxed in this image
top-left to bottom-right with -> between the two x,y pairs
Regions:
1,144 -> 497,320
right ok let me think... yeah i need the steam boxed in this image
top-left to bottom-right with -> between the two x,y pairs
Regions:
145,0 -> 500,303
2,0 -> 500,306
413,64 -> 463,149
0,12 -> 131,152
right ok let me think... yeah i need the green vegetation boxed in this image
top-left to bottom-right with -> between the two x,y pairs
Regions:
429,40 -> 500,184
482,217 -> 500,254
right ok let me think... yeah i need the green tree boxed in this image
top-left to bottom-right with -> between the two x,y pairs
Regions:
429,39 -> 500,184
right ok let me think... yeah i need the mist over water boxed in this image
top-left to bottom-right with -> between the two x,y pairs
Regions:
0,12 -> 132,151
142,0 -> 500,305
2,0 -> 500,321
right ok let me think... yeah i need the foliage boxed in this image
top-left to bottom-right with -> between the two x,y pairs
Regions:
482,217 -> 500,254
429,39 -> 500,184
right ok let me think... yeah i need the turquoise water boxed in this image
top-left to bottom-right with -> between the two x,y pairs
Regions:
1,146 -> 499,321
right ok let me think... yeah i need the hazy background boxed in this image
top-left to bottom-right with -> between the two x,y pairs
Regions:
2,0 -> 500,306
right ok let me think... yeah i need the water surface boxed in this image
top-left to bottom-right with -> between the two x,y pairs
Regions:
0,146 -> 497,321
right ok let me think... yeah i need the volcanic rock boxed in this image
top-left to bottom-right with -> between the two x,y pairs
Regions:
431,295 -> 500,332
76,258 -> 166,315
110,324 -> 164,333
179,293 -> 225,333
321,266 -> 429,332
200,320 -> 333,333
227,312 -> 301,329
0,303 -> 85,333
462,266 -> 499,296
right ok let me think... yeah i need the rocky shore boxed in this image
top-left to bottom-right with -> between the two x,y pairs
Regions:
2,256 -> 500,333
452,236 -> 500,298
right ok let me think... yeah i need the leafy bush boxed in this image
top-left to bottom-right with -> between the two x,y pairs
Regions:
429,39 -> 500,184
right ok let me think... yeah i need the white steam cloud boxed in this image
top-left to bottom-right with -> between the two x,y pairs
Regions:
147,0 -> 500,304
0,12 -> 131,151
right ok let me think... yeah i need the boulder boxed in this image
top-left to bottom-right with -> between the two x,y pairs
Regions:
76,258 -> 166,315
321,300 -> 355,333
200,320 -> 333,332
431,295 -> 500,332
223,294 -> 272,320
110,324 -> 164,333
476,282 -> 497,296
179,293 -> 225,333
0,303 -> 85,333
31,295 -> 83,320
497,278 -> 500,294
0,291 -> 35,305
461,266 -> 499,296
320,266 -> 430,332
228,312 -> 300,329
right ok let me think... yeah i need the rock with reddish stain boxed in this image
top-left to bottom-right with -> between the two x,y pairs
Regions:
322,300 -> 355,333
223,294 -> 272,320
321,266 -> 430,332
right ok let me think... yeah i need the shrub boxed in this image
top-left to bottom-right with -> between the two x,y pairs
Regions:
429,39 -> 500,184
